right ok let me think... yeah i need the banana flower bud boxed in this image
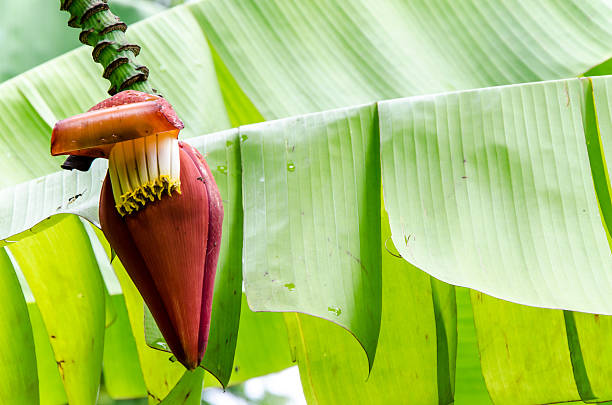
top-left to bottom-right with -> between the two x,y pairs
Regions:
51,91 -> 223,370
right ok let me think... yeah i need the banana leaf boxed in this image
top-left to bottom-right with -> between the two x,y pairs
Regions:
4,1 -> 612,404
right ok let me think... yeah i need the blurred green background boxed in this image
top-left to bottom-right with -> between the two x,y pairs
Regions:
0,0 -> 175,82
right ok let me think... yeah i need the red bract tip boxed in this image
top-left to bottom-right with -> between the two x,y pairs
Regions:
50,91 -> 183,158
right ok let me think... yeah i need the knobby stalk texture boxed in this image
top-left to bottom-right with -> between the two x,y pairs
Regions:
59,0 -> 154,170
60,0 -> 152,95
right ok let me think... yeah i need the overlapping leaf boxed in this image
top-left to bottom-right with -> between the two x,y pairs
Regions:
190,0 -> 612,119
381,77 -> 612,314
102,294 -> 148,399
285,204 -> 452,404
241,104 -> 382,367
0,249 -> 38,404
8,216 -> 106,404
220,295 -> 293,387
27,303 -> 68,405
453,288 -> 491,404
472,292 -> 580,404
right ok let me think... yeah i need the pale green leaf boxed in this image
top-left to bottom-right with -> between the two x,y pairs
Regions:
190,0 -> 612,119
222,294 -> 293,387
471,291 -> 579,404
158,368 -> 205,405
0,249 -> 38,404
4,0 -> 612,190
241,104 -> 382,367
453,288 -> 491,405
8,216 -> 106,404
27,303 -> 68,405
103,294 -> 148,400
0,161 -> 106,244
381,77 -> 612,314
283,204 -> 448,404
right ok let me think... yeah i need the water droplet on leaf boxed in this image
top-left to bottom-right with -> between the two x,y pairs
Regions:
328,306 -> 342,316
152,339 -> 170,351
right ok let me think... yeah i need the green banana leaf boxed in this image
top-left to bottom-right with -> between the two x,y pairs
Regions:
454,288 -> 491,404
28,303 -> 69,405
102,294 -> 148,399
190,0 -> 612,118
241,103 -> 382,367
10,263 -> 69,404
284,203 -> 454,404
5,0 -> 612,404
0,249 -> 38,404
473,292 -> 581,404
8,216 -> 106,404
84,222 -> 148,400
5,0 -> 612,187
380,77 -> 612,314
220,294 -> 293,387
158,368 -> 205,405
